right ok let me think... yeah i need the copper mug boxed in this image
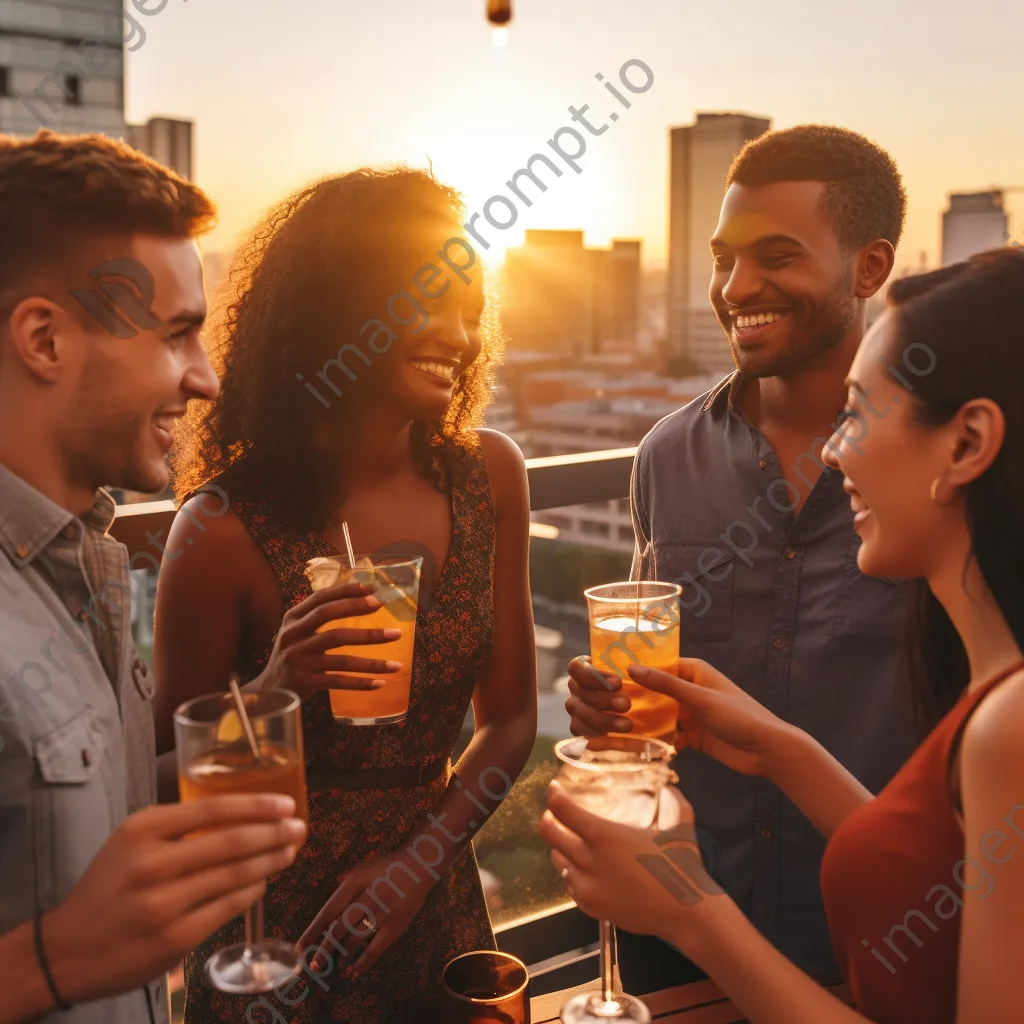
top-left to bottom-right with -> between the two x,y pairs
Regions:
441,950 -> 530,1023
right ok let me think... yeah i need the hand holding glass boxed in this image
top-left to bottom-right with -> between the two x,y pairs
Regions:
175,688 -> 308,993
306,554 -> 422,725
554,735 -> 677,1024
585,582 -> 682,739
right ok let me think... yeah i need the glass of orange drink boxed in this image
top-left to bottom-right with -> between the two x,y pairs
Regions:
584,581 -> 683,740
304,554 -> 422,726
174,688 -> 307,993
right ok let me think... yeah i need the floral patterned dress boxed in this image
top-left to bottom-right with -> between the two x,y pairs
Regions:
183,433 -> 497,1023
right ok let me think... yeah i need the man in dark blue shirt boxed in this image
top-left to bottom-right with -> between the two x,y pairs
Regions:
565,124 -> 919,986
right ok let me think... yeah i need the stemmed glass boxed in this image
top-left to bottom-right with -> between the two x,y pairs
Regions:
174,688 -> 308,993
554,735 -> 677,1024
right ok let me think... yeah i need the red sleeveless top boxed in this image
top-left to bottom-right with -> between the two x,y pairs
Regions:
820,661 -> 1024,1024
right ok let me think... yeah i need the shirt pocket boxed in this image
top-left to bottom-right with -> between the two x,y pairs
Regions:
33,708 -> 113,906
653,539 -> 737,643
832,535 -> 906,637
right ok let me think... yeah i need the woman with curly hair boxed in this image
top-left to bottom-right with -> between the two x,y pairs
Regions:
152,167 -> 538,1022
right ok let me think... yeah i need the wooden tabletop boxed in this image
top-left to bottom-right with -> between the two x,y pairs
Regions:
531,978 -> 852,1022
530,978 -> 751,1023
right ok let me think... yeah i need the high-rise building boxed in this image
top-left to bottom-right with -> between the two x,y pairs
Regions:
504,230 -> 593,354
941,191 -> 1009,266
503,230 -> 642,355
127,116 -> 193,180
0,0 -> 126,137
594,239 -> 641,352
0,1 -> 194,179
667,112 -> 771,374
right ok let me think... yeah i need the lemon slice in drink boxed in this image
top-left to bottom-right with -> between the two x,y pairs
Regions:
216,709 -> 244,743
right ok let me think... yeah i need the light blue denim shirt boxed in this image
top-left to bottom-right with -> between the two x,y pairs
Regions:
630,373 -> 918,980
0,463 -> 167,1023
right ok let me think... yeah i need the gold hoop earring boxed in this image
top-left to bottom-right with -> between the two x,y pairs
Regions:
929,478 -> 941,503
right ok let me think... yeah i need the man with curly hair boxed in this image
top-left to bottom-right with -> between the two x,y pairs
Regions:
0,130 -> 306,1023
565,125 -> 919,991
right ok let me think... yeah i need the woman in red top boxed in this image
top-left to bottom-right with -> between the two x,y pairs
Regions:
540,248 -> 1024,1023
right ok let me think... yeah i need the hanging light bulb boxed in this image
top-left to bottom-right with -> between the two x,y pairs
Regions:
487,0 -> 512,26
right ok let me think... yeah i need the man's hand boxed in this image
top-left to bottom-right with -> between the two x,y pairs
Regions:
42,795 -> 305,1007
564,656 -> 632,736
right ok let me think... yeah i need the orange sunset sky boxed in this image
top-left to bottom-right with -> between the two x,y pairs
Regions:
125,0 -> 1024,269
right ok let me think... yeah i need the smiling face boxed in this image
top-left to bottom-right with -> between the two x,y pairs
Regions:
374,225 -> 486,422
822,311 -> 953,579
59,234 -> 219,495
710,181 -> 861,377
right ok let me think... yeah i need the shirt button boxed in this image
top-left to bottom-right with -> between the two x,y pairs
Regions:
15,544 -> 29,559
761,827 -> 772,839
772,635 -> 787,650
81,748 -> 92,767
62,524 -> 78,541
758,459 -> 768,471
784,548 -> 796,559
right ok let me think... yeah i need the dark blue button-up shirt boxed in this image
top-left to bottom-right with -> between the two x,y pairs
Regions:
630,373 -> 918,980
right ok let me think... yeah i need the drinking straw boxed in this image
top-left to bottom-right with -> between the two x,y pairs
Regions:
341,521 -> 357,572
228,673 -> 260,762
341,520 -> 420,621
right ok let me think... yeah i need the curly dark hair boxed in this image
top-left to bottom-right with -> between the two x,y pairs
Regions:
726,124 -> 907,251
0,129 -> 215,322
172,166 -> 502,532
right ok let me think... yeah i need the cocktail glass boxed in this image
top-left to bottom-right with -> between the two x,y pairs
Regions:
305,554 -> 422,725
585,582 -> 682,740
174,688 -> 307,993
554,735 -> 677,1024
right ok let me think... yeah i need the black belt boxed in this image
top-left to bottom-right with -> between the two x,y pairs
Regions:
305,757 -> 448,791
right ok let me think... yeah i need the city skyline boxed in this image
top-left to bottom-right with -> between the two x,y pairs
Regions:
114,0 -> 1024,269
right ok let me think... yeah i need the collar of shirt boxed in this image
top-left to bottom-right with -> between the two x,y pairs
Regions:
0,462 -> 116,567
701,370 -> 748,417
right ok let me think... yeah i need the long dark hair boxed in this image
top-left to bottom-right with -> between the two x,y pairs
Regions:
173,167 -> 502,531
886,248 -> 1024,730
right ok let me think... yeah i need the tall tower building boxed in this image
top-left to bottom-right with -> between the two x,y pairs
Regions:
594,239 -> 641,352
0,1 -> 194,179
941,191 -> 1009,266
667,112 -> 771,374
503,230 -> 594,355
0,0 -> 126,137
503,231 -> 643,355
127,116 -> 193,179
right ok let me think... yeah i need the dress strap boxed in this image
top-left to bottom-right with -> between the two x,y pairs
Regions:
946,659 -> 1024,813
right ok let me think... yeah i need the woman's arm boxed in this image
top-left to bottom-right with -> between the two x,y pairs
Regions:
631,660 -> 873,839
151,497 -> 260,755
541,784 -> 870,1024
152,494 -> 404,766
399,428 -> 537,869
767,726 -> 874,840
953,670 -> 1024,1022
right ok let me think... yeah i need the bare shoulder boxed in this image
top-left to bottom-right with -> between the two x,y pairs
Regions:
961,668 -> 1024,772
474,428 -> 529,520
162,491 -> 268,590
